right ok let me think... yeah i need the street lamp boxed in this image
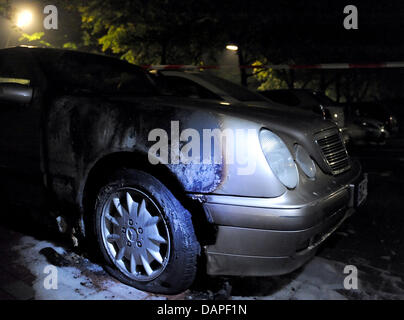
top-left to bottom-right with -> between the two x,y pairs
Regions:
225,43 -> 248,86
16,10 -> 33,28
5,9 -> 34,48
226,44 -> 239,51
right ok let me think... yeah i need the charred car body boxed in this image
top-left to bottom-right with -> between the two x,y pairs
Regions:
0,47 -> 367,294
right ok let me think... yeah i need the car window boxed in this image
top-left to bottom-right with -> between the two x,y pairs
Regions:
196,74 -> 267,102
261,91 -> 301,106
37,51 -> 157,96
161,76 -> 222,100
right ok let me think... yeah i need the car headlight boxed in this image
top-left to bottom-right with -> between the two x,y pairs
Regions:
259,129 -> 298,189
295,144 -> 316,179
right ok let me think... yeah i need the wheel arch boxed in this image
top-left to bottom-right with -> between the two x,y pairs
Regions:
80,151 -> 215,245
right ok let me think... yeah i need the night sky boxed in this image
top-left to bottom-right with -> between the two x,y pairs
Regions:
2,0 -> 404,62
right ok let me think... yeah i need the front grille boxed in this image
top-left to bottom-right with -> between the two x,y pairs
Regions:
315,129 -> 350,175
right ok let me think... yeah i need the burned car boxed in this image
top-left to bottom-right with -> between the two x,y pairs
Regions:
0,47 -> 367,294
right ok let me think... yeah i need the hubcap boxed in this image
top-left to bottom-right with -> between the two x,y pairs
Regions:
100,188 -> 170,281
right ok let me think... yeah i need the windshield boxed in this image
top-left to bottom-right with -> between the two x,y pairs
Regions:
312,92 -> 335,105
261,90 -> 301,106
38,50 -> 157,96
196,74 -> 267,102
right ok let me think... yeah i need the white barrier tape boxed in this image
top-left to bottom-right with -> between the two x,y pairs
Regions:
143,62 -> 404,70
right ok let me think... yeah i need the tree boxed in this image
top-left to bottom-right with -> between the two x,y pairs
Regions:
7,0 -> 400,94
73,0 -> 222,65
0,0 -> 9,17
70,0 -> 284,86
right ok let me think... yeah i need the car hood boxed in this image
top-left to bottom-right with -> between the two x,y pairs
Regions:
118,95 -> 336,137
110,95 -> 338,174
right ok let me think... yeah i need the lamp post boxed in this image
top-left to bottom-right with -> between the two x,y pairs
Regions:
226,43 -> 248,87
4,9 -> 33,48
16,10 -> 33,28
225,44 -> 238,51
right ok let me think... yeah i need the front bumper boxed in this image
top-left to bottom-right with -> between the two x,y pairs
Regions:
201,171 -> 364,276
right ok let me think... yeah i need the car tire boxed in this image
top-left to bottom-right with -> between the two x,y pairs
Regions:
92,168 -> 200,294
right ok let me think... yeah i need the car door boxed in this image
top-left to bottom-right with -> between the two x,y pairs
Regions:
0,49 -> 46,207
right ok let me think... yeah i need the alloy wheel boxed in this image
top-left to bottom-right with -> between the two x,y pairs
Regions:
100,188 -> 170,281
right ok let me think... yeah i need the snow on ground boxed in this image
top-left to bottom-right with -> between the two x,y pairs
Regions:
229,256 -> 404,300
4,230 -> 172,300
231,257 -> 348,300
2,226 -> 402,300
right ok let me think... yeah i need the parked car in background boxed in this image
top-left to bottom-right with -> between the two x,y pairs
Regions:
348,101 -> 399,137
154,70 -> 279,108
1,47 -> 366,294
345,118 -> 388,145
380,99 -> 404,136
337,101 -> 397,145
259,89 -> 346,130
153,70 -> 326,122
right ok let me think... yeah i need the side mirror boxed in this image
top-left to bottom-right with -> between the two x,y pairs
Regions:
0,83 -> 33,104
